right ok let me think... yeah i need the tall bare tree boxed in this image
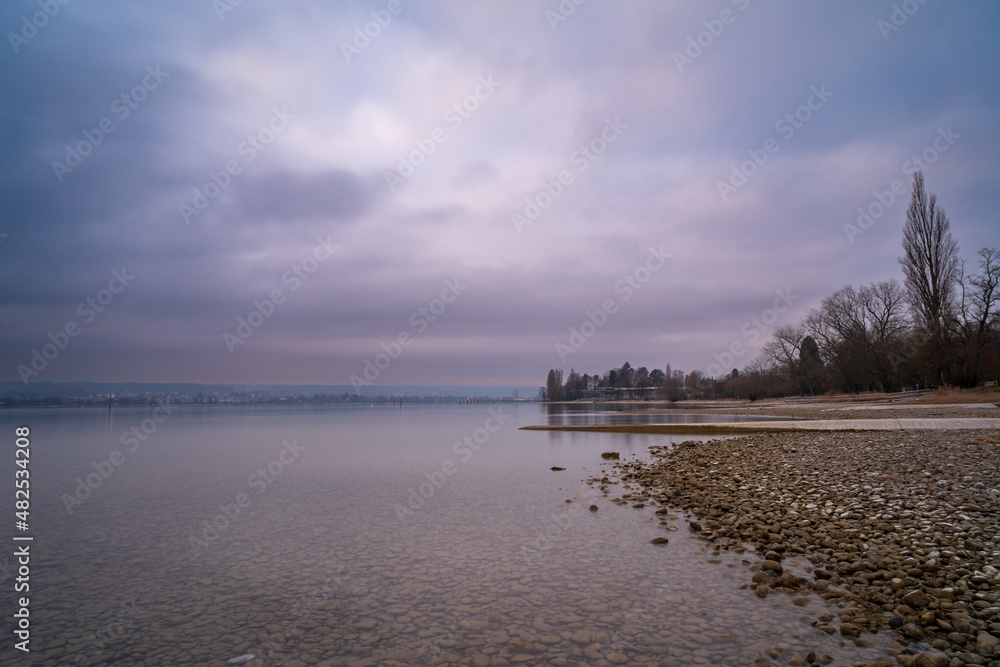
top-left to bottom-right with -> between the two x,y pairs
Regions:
898,171 -> 961,384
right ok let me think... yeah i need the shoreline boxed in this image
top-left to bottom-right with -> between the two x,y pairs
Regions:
521,418 -> 1000,435
588,425 -> 1000,666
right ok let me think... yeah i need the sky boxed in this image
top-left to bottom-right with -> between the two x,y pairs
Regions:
1,1 -> 998,387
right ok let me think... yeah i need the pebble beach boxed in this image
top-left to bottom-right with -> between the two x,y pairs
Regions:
591,404 -> 1000,667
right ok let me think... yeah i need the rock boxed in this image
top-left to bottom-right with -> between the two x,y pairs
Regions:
471,654 -> 491,667
761,560 -> 783,574
589,504 -> 598,512
551,466 -> 565,471
688,521 -> 702,533
601,452 -> 620,460
227,657 -> 255,666
901,622 -> 924,640
650,537 -> 669,545
840,622 -> 860,638
901,589 -> 933,608
976,631 -> 1000,648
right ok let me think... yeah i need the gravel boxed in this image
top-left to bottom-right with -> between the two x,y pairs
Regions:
603,429 -> 1000,666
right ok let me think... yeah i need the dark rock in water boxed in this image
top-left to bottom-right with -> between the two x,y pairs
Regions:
688,521 -> 702,533
889,615 -> 903,628
839,623 -> 860,638
550,466 -> 566,471
601,452 -> 620,460
761,560 -> 783,574
650,537 -> 669,545
589,504 -> 598,512
900,622 -> 924,640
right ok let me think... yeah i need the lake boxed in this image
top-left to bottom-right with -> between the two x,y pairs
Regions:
0,404 -> 891,665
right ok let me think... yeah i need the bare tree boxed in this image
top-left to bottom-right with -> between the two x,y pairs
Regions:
957,247 -> 1000,385
898,171 -> 961,384
802,280 -> 909,391
859,279 -> 910,390
761,325 -> 805,387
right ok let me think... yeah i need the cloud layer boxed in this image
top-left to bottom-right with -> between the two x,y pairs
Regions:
2,1 -> 998,386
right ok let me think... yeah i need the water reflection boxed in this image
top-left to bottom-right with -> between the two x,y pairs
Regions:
543,402 -> 801,426
0,405 -> 892,666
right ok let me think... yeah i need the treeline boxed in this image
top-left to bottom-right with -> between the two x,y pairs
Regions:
543,172 -> 999,400
543,363 -> 704,401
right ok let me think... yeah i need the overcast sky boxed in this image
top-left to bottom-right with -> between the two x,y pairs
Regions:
1,1 -> 997,387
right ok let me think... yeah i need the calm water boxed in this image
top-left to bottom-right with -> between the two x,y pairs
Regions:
0,404 -> 892,666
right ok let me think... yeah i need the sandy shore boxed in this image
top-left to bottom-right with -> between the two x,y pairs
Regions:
522,418 -> 1000,435
578,413 -> 1000,667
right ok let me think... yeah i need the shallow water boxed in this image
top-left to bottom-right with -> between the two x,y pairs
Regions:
0,404 -> 895,665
